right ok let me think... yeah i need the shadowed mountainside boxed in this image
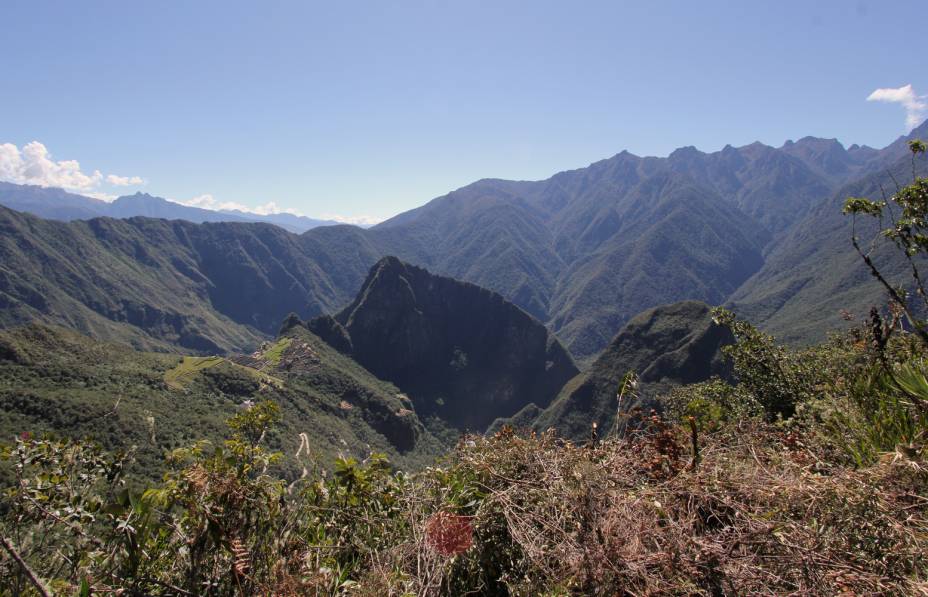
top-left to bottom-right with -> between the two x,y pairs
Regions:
492,301 -> 734,440
307,257 -> 579,431
358,122 -> 925,359
0,207 -> 381,353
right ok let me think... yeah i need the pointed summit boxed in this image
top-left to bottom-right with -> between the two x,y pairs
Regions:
309,257 -> 578,431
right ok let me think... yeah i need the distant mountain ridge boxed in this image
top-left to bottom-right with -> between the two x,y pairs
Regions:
0,121 -> 925,364
359,120 -> 928,360
0,207 -> 370,353
0,184 -> 339,233
728,149 -> 928,344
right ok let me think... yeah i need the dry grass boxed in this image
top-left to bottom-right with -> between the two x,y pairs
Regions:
362,422 -> 928,596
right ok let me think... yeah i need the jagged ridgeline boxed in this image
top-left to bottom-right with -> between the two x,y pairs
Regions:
2,121 -> 925,368
0,125 -> 926,484
0,322 -> 448,483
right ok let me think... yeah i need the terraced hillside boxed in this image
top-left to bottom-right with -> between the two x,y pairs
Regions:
0,323 -> 448,483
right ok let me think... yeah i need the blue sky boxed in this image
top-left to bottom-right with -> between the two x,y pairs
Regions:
1,0 -> 926,223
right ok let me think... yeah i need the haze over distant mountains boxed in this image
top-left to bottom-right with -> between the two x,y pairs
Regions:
0,120 -> 926,366
0,184 -> 339,233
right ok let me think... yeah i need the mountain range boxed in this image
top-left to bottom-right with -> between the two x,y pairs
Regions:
0,320 -> 450,483
1,121 -> 925,367
493,300 -> 734,440
0,255 -> 580,481
1,132 -> 922,594
0,184 -> 339,233
0,120 -> 925,467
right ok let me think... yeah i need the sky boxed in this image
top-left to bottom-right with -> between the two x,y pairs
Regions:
1,1 -> 926,224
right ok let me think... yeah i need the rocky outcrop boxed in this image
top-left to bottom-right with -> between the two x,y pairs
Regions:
309,256 -> 579,431
511,301 -> 733,440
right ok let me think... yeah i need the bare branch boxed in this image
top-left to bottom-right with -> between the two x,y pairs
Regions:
0,536 -> 52,597
850,227 -> 928,345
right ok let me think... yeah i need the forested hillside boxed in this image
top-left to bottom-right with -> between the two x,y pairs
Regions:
3,124 -> 925,366
0,322 -> 449,484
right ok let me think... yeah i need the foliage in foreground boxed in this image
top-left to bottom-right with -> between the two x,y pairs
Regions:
3,313 -> 928,595
4,149 -> 928,594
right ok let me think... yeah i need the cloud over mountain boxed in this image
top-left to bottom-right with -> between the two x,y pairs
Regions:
867,84 -> 927,131
179,193 -> 253,213
0,141 -> 143,200
321,213 -> 384,226
106,174 -> 145,186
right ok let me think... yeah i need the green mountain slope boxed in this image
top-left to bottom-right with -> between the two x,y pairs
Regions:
728,150 -> 928,344
0,207 -> 376,353
495,301 -> 733,440
0,323 -> 447,482
1,123 -> 924,364
364,138 -> 861,360
545,173 -> 764,360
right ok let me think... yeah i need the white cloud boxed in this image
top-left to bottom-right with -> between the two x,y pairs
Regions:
321,213 -> 384,226
867,84 -> 928,132
250,201 -> 303,216
0,141 -> 144,199
178,196 -> 380,225
177,193 -> 253,213
0,141 -> 102,191
106,174 -> 145,186
84,191 -> 119,201
175,195 -> 311,218
1,140 -> 333,221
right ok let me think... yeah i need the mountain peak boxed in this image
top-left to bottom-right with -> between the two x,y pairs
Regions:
115,192 -> 162,203
371,254 -> 404,272
309,257 -> 578,431
669,145 -> 703,159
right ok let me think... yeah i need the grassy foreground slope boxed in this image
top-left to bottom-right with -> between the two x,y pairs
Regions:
0,323 -> 447,483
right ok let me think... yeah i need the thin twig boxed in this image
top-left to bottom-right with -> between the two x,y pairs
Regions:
1,535 -> 52,597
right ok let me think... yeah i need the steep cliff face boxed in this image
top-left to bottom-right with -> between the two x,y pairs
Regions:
308,256 -> 578,431
508,301 -> 733,440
